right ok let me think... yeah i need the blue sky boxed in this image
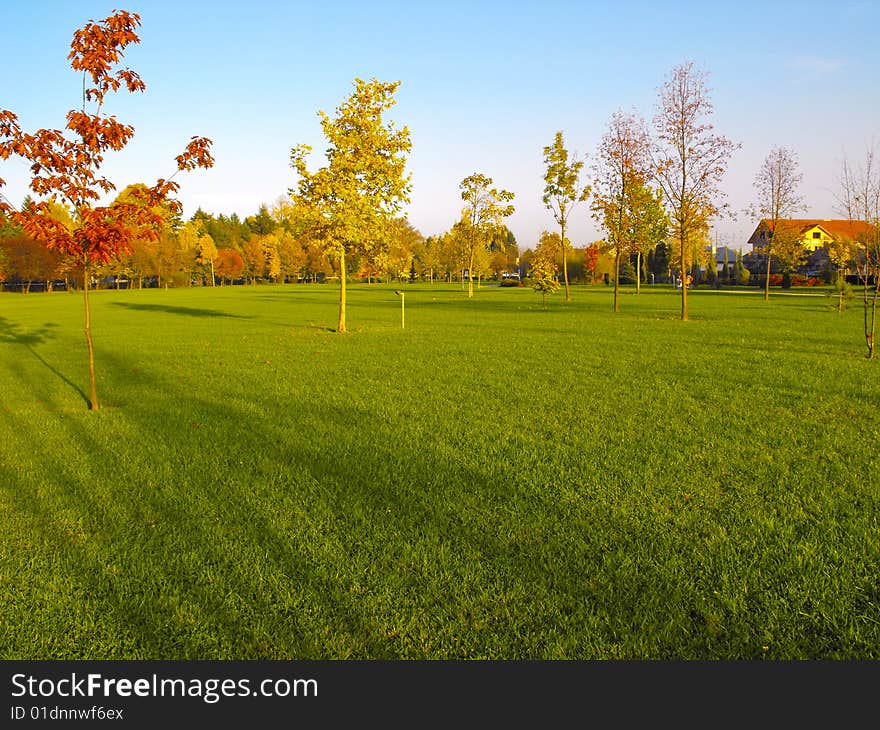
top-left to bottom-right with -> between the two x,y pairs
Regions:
2,0 -> 879,251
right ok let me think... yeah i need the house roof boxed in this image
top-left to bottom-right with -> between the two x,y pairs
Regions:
748,219 -> 871,243
713,246 -> 739,263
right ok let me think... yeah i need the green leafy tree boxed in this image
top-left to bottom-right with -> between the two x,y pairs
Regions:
246,204 -> 277,236
734,249 -> 750,286
290,78 -> 411,332
542,131 -> 589,301
459,173 -> 515,298
826,235 -> 854,313
629,183 -> 669,294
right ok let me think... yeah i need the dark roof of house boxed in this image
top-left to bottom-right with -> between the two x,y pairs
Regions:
714,246 -> 739,263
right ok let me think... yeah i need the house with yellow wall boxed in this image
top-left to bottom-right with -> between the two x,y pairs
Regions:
747,219 -> 869,252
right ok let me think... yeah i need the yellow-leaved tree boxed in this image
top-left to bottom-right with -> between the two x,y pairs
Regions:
542,131 -> 589,302
289,78 -> 412,333
459,173 -> 515,298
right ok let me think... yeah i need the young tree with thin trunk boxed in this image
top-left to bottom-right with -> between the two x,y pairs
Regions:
530,245 -> 560,309
0,10 -> 213,410
459,173 -> 515,298
630,184 -> 669,295
290,78 -> 411,333
837,146 -> 880,358
652,61 -> 738,321
592,111 -> 655,312
197,232 -> 217,286
543,131 -> 589,302
827,235 -> 854,313
752,146 -> 805,301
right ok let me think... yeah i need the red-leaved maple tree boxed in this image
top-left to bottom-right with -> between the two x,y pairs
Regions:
0,10 -> 213,410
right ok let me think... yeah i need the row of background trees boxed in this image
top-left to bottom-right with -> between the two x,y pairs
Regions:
3,9 -> 876,418
0,193 -> 524,291
2,13 -> 878,361
0,59 -> 870,309
0,176 -> 867,316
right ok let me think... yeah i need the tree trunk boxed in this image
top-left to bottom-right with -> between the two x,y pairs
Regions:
83,266 -> 99,411
561,223 -> 571,301
863,264 -> 878,358
680,234 -> 689,321
867,287 -> 877,358
764,252 -> 773,302
337,251 -> 347,333
468,253 -> 474,298
613,249 -> 620,313
636,251 -> 642,295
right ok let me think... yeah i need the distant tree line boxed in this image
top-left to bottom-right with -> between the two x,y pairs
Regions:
0,194 -> 526,291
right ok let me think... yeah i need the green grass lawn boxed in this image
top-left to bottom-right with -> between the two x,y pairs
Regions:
1,281 -> 878,659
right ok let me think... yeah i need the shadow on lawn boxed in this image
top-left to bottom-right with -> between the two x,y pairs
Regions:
12,345 -> 862,659
0,349 -> 605,658
8,362 -> 866,660
0,317 -> 89,406
0,316 -> 56,346
110,302 -> 252,319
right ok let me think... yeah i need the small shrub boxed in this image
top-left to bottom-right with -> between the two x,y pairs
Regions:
827,279 -> 855,311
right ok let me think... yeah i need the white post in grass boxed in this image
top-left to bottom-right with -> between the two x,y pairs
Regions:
394,290 -> 405,329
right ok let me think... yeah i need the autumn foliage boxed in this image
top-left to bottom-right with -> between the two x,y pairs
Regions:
0,10 -> 213,263
0,10 -> 213,409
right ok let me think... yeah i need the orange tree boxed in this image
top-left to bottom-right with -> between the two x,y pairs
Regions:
0,10 -> 213,410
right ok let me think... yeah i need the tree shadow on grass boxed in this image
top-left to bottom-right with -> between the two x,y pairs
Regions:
0,316 -> 56,347
110,302 -> 252,319
0,317 -> 89,406
7,346 -> 863,659
1,349 -> 588,658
